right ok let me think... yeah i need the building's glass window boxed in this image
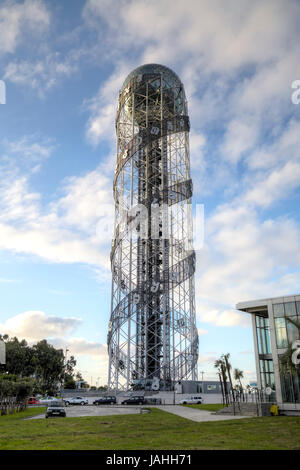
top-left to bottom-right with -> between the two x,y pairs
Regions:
259,359 -> 275,389
207,385 -> 217,391
273,303 -> 284,317
280,370 -> 300,404
275,317 -> 288,348
286,316 -> 300,343
256,315 -> 271,354
285,302 -> 297,317
296,301 -> 300,315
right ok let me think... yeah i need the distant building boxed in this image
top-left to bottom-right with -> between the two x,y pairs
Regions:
76,380 -> 89,389
175,380 -> 230,394
237,294 -> 300,414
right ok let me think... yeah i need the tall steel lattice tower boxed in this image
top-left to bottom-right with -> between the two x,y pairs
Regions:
108,64 -> 198,392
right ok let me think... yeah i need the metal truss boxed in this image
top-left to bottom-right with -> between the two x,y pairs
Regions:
108,64 -> 198,391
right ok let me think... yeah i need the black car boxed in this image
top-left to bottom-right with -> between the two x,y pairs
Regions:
121,396 -> 145,405
45,401 -> 66,418
93,396 -> 116,405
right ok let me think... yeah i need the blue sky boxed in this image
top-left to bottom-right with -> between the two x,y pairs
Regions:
0,0 -> 300,386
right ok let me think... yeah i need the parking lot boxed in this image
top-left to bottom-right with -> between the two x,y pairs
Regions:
26,403 -> 253,422
27,404 -> 145,419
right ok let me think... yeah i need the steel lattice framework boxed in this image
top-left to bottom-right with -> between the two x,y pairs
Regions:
108,64 -> 198,391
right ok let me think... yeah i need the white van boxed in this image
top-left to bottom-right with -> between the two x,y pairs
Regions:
180,395 -> 203,404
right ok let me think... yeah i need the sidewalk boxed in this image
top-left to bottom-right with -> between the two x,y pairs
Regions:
152,405 -> 254,422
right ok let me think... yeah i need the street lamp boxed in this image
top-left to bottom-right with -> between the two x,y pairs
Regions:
200,371 -> 205,393
61,348 -> 69,398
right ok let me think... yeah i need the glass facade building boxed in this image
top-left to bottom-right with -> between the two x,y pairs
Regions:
236,295 -> 300,413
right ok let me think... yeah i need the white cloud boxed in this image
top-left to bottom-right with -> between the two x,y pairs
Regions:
81,0 -> 300,204
0,0 -> 50,56
83,63 -> 133,147
51,337 -> 107,359
0,222 -> 109,266
0,310 -> 109,384
243,161 -> 300,208
83,0 -> 300,76
0,176 -> 41,224
222,120 -> 258,164
193,205 -> 300,330
0,136 -> 54,180
198,354 -> 217,365
0,310 -> 81,342
4,51 -> 80,96
190,131 -> 206,170
196,298 -> 251,328
53,170 -> 114,235
198,328 -> 208,336
0,137 -> 113,268
84,0 -> 299,70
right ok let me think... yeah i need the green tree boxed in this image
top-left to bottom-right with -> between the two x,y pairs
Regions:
64,373 -> 76,389
222,353 -> 235,402
0,335 -> 77,395
75,372 -> 83,381
1,336 -> 35,377
32,340 -> 65,394
65,355 -> 76,377
234,368 -> 244,391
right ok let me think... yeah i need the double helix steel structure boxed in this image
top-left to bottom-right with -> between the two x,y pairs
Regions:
108,64 -> 198,391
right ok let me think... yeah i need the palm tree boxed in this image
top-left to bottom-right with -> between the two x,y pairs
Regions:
214,358 -> 229,405
222,353 -> 235,402
234,368 -> 244,392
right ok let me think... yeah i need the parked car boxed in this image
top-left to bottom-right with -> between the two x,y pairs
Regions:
121,396 -> 145,405
64,396 -> 88,406
180,395 -> 203,405
39,396 -> 56,405
27,396 -> 40,405
93,396 -> 116,405
45,401 -> 66,418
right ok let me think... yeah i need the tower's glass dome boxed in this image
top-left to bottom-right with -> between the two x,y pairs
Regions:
120,64 -> 185,123
121,63 -> 182,92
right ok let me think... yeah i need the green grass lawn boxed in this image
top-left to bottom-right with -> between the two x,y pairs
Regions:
0,407 -> 299,450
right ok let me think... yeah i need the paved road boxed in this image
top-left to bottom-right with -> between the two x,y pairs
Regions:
27,404 -> 252,422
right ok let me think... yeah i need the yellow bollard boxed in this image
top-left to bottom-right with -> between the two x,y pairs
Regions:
270,404 -> 279,416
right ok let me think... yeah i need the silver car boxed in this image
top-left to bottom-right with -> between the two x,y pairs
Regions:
64,396 -> 88,406
39,396 -> 56,405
